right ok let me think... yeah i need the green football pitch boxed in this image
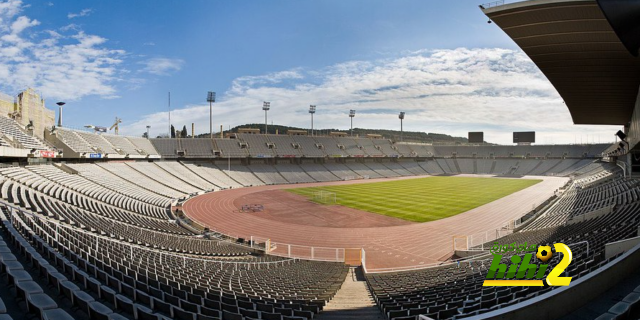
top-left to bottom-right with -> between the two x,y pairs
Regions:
286,176 -> 541,223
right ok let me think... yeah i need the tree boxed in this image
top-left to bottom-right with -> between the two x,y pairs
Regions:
170,125 -> 176,138
182,125 -> 188,138
142,132 -> 148,138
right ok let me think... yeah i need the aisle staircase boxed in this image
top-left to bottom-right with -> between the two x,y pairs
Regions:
319,267 -> 384,320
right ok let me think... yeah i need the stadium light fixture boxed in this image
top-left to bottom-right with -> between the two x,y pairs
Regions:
207,92 -> 216,139
56,102 -> 65,127
309,105 -> 316,136
616,130 -> 627,141
263,101 -> 270,134
399,112 -> 405,142
349,109 -> 356,137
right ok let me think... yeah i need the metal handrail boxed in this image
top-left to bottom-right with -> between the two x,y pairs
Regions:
480,0 -> 505,9
3,203 -> 296,268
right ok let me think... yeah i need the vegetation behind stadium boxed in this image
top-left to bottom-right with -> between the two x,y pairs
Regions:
166,123 -> 479,144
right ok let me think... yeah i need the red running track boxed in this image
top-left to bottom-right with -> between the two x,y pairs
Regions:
183,175 -> 568,270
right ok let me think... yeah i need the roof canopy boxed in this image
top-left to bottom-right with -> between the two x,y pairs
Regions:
483,0 -> 640,125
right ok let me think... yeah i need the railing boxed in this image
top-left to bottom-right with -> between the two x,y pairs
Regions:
2,203 -> 297,270
462,228 -> 515,251
182,196 -> 357,263
364,241 -> 592,274
363,250 -> 490,274
480,0 -> 505,9
250,236 -> 354,263
617,160 -> 628,178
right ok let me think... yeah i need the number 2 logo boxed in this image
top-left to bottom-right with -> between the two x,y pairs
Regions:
546,243 -> 572,286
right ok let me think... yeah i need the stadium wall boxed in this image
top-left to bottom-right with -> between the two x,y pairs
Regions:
627,86 -> 640,176
630,85 -> 640,149
0,145 -> 31,158
44,129 -> 79,158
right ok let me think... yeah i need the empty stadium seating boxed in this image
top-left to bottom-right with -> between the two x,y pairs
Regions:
367,169 -> 640,320
0,115 -> 50,151
50,128 -> 159,159
0,136 -> 630,320
1,206 -> 348,320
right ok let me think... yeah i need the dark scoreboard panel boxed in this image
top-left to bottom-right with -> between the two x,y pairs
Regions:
468,132 -> 484,143
513,131 -> 535,143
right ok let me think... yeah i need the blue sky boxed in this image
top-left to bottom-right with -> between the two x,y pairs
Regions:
0,0 -> 620,144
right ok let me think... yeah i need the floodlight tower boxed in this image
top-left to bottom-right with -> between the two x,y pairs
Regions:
56,102 -> 66,127
146,125 -> 151,139
207,91 -> 216,139
349,109 -> 356,137
263,101 -> 270,134
399,112 -> 405,142
309,105 -> 316,136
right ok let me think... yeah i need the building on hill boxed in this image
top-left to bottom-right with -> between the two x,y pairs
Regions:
0,88 -> 55,140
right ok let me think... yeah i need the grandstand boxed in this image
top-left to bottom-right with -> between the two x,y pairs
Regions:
0,115 -> 53,158
46,128 -> 160,159
1,129 -> 638,320
0,0 -> 639,319
0,149 -> 635,319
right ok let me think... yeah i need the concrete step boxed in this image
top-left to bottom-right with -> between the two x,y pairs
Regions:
318,267 -> 384,320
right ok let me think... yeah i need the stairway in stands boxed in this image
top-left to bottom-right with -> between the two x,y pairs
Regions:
319,267 -> 384,320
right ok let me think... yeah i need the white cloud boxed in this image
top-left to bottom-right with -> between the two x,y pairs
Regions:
10,15 -> 38,34
0,0 -> 21,18
67,8 -> 92,19
122,47 -> 620,144
139,57 -> 184,75
0,0 -> 125,101
59,23 -> 78,32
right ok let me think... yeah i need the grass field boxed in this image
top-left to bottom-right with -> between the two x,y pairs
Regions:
287,176 -> 541,222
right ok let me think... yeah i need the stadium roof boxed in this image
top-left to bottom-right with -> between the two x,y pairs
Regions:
482,0 -> 640,126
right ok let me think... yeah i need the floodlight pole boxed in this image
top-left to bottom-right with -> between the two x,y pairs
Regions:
207,91 -> 216,139
309,105 -> 316,136
349,109 -> 356,137
146,125 -> 151,139
399,112 -> 405,142
263,101 -> 270,134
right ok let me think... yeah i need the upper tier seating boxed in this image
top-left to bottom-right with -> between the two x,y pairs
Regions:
75,131 -> 120,155
292,135 -> 326,157
312,137 -> 347,157
127,137 -> 160,156
0,115 -> 50,150
54,128 -> 95,154
213,138 -> 249,158
53,128 -> 159,158
102,135 -> 143,156
180,139 -> 217,158
336,137 -> 367,156
238,134 -> 276,158
268,135 -> 303,157
372,139 -> 400,157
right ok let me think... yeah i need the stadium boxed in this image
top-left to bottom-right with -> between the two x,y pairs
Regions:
0,0 -> 639,320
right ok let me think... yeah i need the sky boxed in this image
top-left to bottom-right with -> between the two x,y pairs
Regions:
0,0 -> 621,144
